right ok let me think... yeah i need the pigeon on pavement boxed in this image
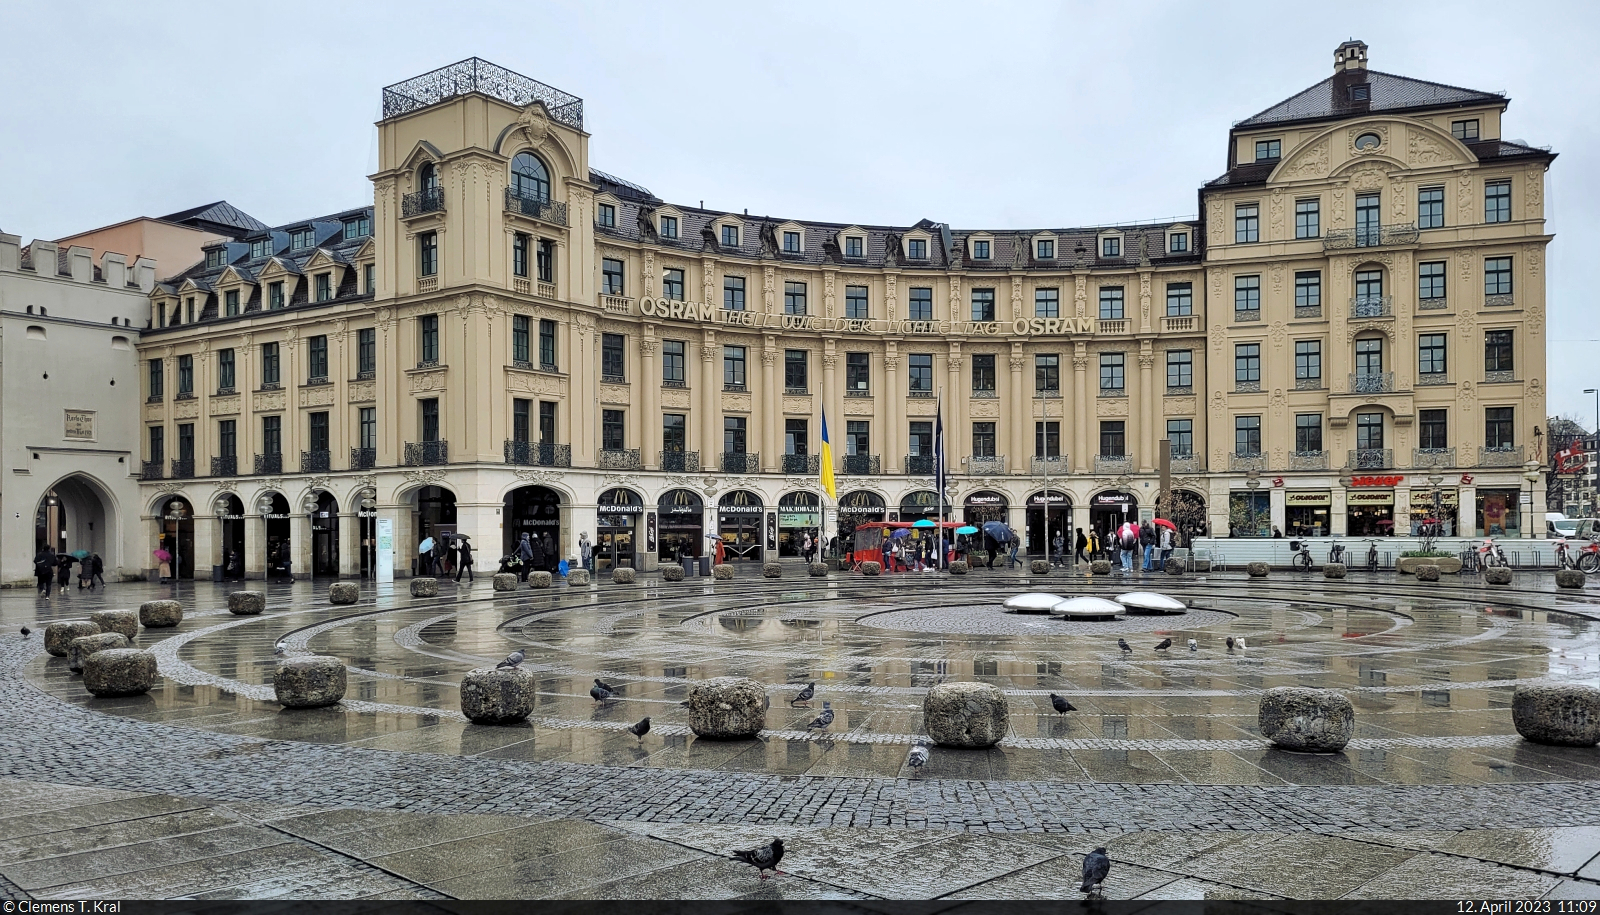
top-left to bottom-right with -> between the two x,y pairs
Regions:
626,717 -> 651,741
1187,638 -> 1198,652
590,680 -> 614,702
20,626 -> 30,639
274,641 -> 286,656
1050,693 -> 1076,715
1117,638 -> 1132,654
1226,636 -> 1236,650
496,650 -> 526,669
731,838 -> 786,880
1235,637 -> 1248,650
1080,846 -> 1111,895
907,741 -> 930,769
806,701 -> 834,732
790,681 -> 816,706
1154,638 -> 1172,651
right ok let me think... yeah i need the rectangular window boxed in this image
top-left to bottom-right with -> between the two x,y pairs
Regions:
364,263 -> 375,295
907,238 -> 927,259
1419,334 -> 1447,375
418,232 -> 438,277
1452,119 -> 1480,141
1235,343 -> 1261,383
908,287 -> 933,321
972,422 -> 997,458
1167,419 -> 1193,456
308,411 -> 329,453
1485,257 -> 1513,296
1169,233 -> 1188,253
908,354 -> 933,392
359,407 -> 376,450
1295,340 -> 1322,382
846,352 -> 870,392
1419,409 -> 1449,450
1235,204 -> 1259,243
782,231 -> 801,253
908,421 -> 933,456
1235,415 -> 1261,455
722,275 -> 745,311
844,285 -> 868,319
971,354 -> 995,393
598,203 -> 615,228
268,281 -> 284,310
1295,199 -> 1320,238
177,354 -> 193,395
662,414 -> 686,452
420,399 -> 439,443
1101,236 -> 1121,258
1485,181 -> 1512,223
224,289 -> 239,317
1419,261 -> 1447,301
185,296 -> 194,324
315,273 -> 332,302
512,233 -> 529,277
289,228 -> 313,250
1255,138 -> 1281,161
1166,350 -> 1192,388
1164,282 -> 1193,316
602,258 -> 625,295
846,421 -> 869,456
1295,414 -> 1323,453
262,415 -> 282,455
538,401 -> 556,443
1099,353 -> 1124,391
1485,330 -> 1514,373
512,315 -> 530,364
1034,421 -> 1061,458
1356,337 -> 1384,375
784,349 -> 808,391
511,399 -> 531,443
218,419 -> 236,459
1419,187 -> 1445,229
602,410 -> 625,451
217,349 -> 235,391
538,319 -> 557,368
358,328 -> 376,376
845,236 -> 863,258
342,215 -> 371,240
1293,270 -> 1321,309
1355,193 -> 1381,245
1486,408 -> 1515,449
1036,238 -> 1055,259
970,288 -> 995,322
1356,412 -> 1384,450
419,314 -> 439,364
784,281 -> 807,314
723,346 -> 746,388
307,335 -> 328,380
972,239 -> 990,260
662,340 -> 685,384
1098,286 -> 1124,319
148,426 -> 164,464
1035,288 -> 1059,318
659,215 -> 678,239
1234,275 -> 1261,314
1099,421 -> 1126,457
601,333 -> 625,382
1035,354 -> 1060,393
723,416 -> 747,454
250,238 -> 271,259
261,342 -> 280,387
722,225 -> 739,247
785,419 -> 808,455
662,268 -> 684,301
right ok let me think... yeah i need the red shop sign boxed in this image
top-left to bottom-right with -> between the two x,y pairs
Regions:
1351,475 -> 1404,487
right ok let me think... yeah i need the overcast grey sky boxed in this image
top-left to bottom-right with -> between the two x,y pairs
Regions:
4,1 -> 1596,421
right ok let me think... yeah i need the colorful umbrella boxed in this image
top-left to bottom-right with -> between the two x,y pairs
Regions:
1152,518 -> 1178,531
912,519 -> 936,528
955,526 -> 979,535
983,521 -> 1015,542
70,549 -> 91,560
890,528 -> 912,538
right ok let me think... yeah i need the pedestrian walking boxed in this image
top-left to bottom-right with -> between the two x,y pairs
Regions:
579,532 -> 594,572
1141,520 -> 1157,572
56,552 -> 73,591
801,532 -> 813,564
1159,525 -> 1174,568
34,546 -> 56,598
1118,521 -> 1139,574
154,546 -> 172,583
91,552 -> 105,589
446,537 -> 460,577
1007,532 -> 1020,568
541,533 -> 555,571
417,536 -> 435,577
517,533 -> 534,581
1075,528 -> 1088,564
529,532 -> 546,575
1051,531 -> 1065,568
455,537 -> 474,582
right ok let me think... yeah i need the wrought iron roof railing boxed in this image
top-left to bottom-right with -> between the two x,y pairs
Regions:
382,58 -> 584,128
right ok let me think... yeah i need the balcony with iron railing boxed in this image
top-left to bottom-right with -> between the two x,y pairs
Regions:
904,454 -> 937,475
170,459 -> 195,480
503,187 -> 569,226
908,388 -> 935,398
1030,455 -> 1068,475
404,441 -> 449,466
349,447 -> 377,470
402,187 -> 444,218
504,441 -> 570,467
210,455 -> 237,477
1417,372 -> 1451,386
968,455 -> 1006,475
1419,296 -> 1449,311
1295,376 -> 1323,390
1485,293 -> 1516,308
301,450 -> 331,474
1349,448 -> 1394,470
658,450 -> 700,472
720,452 -> 760,473
1234,309 -> 1261,323
254,453 -> 283,475
1095,455 -> 1134,474
845,388 -> 872,397
1413,448 -> 1457,469
970,388 -> 998,399
598,448 -> 642,470
1288,450 -> 1329,471
1350,295 -> 1393,318
1229,452 -> 1267,472
783,453 -> 821,474
1169,454 -> 1203,473
1234,379 -> 1261,393
1323,224 -> 1419,250
842,454 -> 881,475
1295,305 -> 1322,319
140,460 -> 163,480
1479,445 -> 1524,467
1349,372 -> 1395,394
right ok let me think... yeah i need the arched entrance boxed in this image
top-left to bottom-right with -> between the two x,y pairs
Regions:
963,491 -> 1009,525
37,475 -> 112,565
505,485 -> 562,569
212,493 -> 245,579
596,487 -> 643,571
412,486 -> 455,576
717,490 -> 764,562
1025,489 -> 1072,557
252,492 -> 291,578
836,490 -> 886,554
310,491 -> 339,577
897,490 -> 946,523
1165,489 -> 1208,543
1088,489 -> 1136,543
657,489 -> 703,562
152,495 -> 196,579
777,491 -> 821,557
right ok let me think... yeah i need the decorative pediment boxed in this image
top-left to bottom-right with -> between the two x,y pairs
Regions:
398,140 -> 446,173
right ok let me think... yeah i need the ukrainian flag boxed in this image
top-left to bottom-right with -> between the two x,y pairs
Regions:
819,409 -> 837,499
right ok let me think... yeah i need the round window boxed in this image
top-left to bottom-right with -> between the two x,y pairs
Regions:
1355,133 -> 1382,150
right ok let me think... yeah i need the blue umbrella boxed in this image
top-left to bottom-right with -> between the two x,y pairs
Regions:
983,521 -> 1015,542
955,526 -> 979,535
891,528 -> 912,538
912,518 -> 936,528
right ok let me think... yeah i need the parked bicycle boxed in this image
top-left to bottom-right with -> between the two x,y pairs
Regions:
1361,538 -> 1382,572
1290,539 -> 1314,573
1327,538 -> 1346,566
1554,536 -> 1600,573
1477,537 -> 1509,569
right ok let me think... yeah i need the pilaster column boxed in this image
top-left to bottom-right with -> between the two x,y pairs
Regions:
194,516 -> 220,575
822,348 -> 838,479
1072,346 -> 1089,474
761,340 -> 778,473
338,511 -> 362,578
946,349 -> 963,476
640,334 -> 659,469
290,513 -> 311,581
244,514 -> 265,580
883,353 -> 900,474
1009,349 -> 1026,470
1138,348 -> 1155,472
701,333 -> 719,466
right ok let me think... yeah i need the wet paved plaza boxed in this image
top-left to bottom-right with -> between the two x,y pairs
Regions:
4,562 -> 1600,900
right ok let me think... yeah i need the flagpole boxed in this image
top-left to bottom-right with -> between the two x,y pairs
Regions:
936,387 -> 945,572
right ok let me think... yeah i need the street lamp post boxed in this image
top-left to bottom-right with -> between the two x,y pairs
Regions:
1035,390 -> 1061,564
359,490 -> 377,581
1244,470 -> 1261,538
213,497 -> 233,580
165,503 -> 187,585
256,495 -> 274,579
301,494 -> 320,580
1523,459 -> 1542,540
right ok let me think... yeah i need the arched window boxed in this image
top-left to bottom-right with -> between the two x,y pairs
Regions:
419,162 -> 439,192
511,152 -> 550,202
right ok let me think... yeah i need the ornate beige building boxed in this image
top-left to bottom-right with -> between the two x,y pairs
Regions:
133,42 -> 1552,579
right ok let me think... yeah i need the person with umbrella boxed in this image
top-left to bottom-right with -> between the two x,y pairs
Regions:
417,535 -> 435,577
73,549 -> 93,590
33,544 -> 57,598
516,533 -> 534,581
57,550 -> 74,591
1157,518 -> 1176,567
455,535 -> 475,583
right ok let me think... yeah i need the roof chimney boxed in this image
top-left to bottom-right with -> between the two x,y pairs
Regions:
1335,40 -> 1368,72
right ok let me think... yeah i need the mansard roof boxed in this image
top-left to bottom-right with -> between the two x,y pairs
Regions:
1235,69 -> 1506,130
157,200 -> 269,237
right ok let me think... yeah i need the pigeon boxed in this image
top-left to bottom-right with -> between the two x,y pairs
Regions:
273,641 -> 286,656
20,626 -> 30,639
626,717 -> 651,741
496,650 -> 526,669
1235,637 -> 1248,651
806,701 -> 834,732
1080,846 -> 1111,895
1050,693 -> 1076,715
590,680 -> 614,702
1187,638 -> 1198,652
907,741 -> 930,769
1117,638 -> 1132,654
1154,638 -> 1172,651
731,838 -> 786,880
1226,636 -> 1236,650
790,681 -> 816,706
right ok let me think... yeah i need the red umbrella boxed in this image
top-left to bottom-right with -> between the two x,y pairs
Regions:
1152,518 -> 1178,531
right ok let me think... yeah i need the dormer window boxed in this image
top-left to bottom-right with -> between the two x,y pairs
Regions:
250,238 -> 272,259
722,225 -> 740,247
268,282 -> 285,310
1169,233 -> 1189,253
1101,236 -> 1121,258
1036,239 -> 1055,259
1452,119 -> 1480,141
598,203 -> 616,228
845,236 -> 864,258
908,238 -> 927,260
783,231 -> 801,253
315,273 -> 333,303
290,228 -> 314,250
660,215 -> 679,240
1254,139 -> 1281,162
972,240 -> 990,260
205,249 -> 226,269
342,215 -> 371,240
1349,84 -> 1371,101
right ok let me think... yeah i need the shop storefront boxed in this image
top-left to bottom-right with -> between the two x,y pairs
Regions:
1476,488 -> 1523,537
1285,491 -> 1331,537
963,491 -> 1009,527
656,488 -> 703,563
1088,490 -> 1133,542
837,490 -> 886,557
1226,490 -> 1270,538
1027,489 -> 1074,556
777,491 -> 821,556
717,490 -> 764,561
1346,490 -> 1395,537
596,487 -> 643,571
1167,489 -> 1208,542
897,490 -> 946,523
1408,487 -> 1459,536
504,485 -> 561,565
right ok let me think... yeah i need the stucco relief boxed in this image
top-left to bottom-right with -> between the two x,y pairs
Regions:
1527,301 -> 1544,334
1389,179 -> 1408,219
1268,188 -> 1285,236
1205,198 -> 1224,239
1526,167 -> 1544,210
642,250 -> 655,297
142,403 -> 163,423
1330,187 -> 1347,228
1010,277 -> 1023,320
1406,130 -> 1455,165
299,385 -> 334,407
208,395 -> 240,416
723,393 -> 752,412
347,381 -> 376,403
599,384 -> 630,405
969,400 -> 1000,418
782,396 -> 811,414
1270,266 -> 1284,302
885,274 -> 897,321
1526,245 -> 1543,277
1270,320 -> 1288,349
1348,164 -> 1388,191
1457,380 -> 1476,410
1530,377 -> 1545,402
1281,138 -> 1329,178
505,370 -> 566,396
660,388 -> 691,408
253,391 -> 286,412
1165,397 -> 1196,415
1349,125 -> 1389,156
1456,172 -> 1474,221
907,399 -> 937,416
1096,398 -> 1129,418
1074,275 -> 1087,317
1209,391 -> 1226,417
1209,323 -> 1225,355
702,257 -> 716,305
844,399 -> 875,416
173,400 -> 199,420
823,271 -> 835,318
1270,388 -> 1288,416
409,371 -> 445,393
